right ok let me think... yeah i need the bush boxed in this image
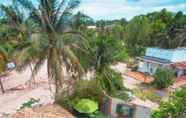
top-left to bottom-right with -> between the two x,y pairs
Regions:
19,98 -> 40,110
96,69 -> 124,94
73,99 -> 98,114
73,79 -> 104,103
112,90 -> 129,101
152,87 -> 186,118
133,88 -> 161,102
153,68 -> 175,89
56,79 -> 103,111
56,96 -> 74,111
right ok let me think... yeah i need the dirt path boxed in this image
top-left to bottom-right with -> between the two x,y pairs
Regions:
0,61 -> 55,117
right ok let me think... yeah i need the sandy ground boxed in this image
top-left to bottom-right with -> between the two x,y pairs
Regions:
0,62 -> 160,117
0,61 -> 55,117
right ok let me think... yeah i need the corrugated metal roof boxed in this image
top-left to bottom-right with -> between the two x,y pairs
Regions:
138,56 -> 172,65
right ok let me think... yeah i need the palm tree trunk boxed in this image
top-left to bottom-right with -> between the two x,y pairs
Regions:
55,79 -> 60,99
0,78 -> 5,93
29,63 -> 36,86
49,47 -> 64,100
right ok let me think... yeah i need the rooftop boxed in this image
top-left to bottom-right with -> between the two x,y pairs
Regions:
138,56 -> 172,65
171,76 -> 186,89
171,62 -> 186,69
125,71 -> 154,84
145,47 -> 186,63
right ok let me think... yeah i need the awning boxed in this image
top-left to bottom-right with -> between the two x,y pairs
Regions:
137,56 -> 172,65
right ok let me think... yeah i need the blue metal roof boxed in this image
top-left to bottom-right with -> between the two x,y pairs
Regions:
138,56 -> 172,65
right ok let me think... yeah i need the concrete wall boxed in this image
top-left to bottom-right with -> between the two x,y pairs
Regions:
145,48 -> 186,62
109,97 -> 151,118
133,106 -> 151,118
110,98 -> 126,118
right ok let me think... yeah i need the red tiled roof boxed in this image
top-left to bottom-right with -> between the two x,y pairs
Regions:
171,62 -> 186,69
126,71 -> 154,84
172,76 -> 186,89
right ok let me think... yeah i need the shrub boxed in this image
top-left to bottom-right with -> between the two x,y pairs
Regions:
73,99 -> 98,114
19,98 -> 40,110
96,69 -> 124,94
133,88 -> 161,102
112,90 -> 129,101
153,67 -> 175,89
152,87 -> 186,118
56,96 -> 74,111
73,79 -> 103,103
57,79 -> 103,111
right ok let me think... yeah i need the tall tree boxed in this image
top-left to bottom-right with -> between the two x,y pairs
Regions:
86,26 -> 128,94
152,87 -> 186,118
13,0 -> 87,99
125,16 -> 152,56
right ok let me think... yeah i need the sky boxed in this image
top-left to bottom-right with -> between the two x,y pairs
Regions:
79,0 -> 186,20
0,0 -> 186,20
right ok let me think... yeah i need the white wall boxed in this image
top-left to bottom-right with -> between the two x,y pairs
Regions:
110,98 -> 126,118
138,61 -> 159,75
110,97 -> 152,118
134,106 -> 151,118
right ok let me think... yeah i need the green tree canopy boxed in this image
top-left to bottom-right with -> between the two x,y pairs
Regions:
152,87 -> 186,118
8,0 -> 87,99
125,16 -> 152,56
153,67 -> 175,89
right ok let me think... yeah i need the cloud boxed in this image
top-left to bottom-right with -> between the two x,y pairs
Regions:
79,0 -> 186,20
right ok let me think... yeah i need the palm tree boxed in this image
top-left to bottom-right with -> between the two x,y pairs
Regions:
12,0 -> 86,99
0,4 -> 36,91
86,26 -> 128,94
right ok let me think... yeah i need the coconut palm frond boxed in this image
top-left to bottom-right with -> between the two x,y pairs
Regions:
31,57 -> 46,79
4,0 -> 85,98
58,31 -> 89,51
0,45 -> 8,58
63,46 -> 85,76
56,0 -> 80,31
14,0 -> 36,12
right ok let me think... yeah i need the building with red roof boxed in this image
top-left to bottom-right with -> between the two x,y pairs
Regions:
137,48 -> 186,89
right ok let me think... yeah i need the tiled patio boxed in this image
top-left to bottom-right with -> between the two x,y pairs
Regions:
125,71 -> 154,84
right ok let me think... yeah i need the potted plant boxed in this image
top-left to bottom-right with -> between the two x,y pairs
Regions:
73,99 -> 99,117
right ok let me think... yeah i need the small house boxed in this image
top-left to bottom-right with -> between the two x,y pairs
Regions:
137,48 -> 186,77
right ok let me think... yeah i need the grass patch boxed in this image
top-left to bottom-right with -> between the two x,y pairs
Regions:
132,88 -> 161,102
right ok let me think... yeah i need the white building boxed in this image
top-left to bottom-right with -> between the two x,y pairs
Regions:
137,48 -> 186,76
